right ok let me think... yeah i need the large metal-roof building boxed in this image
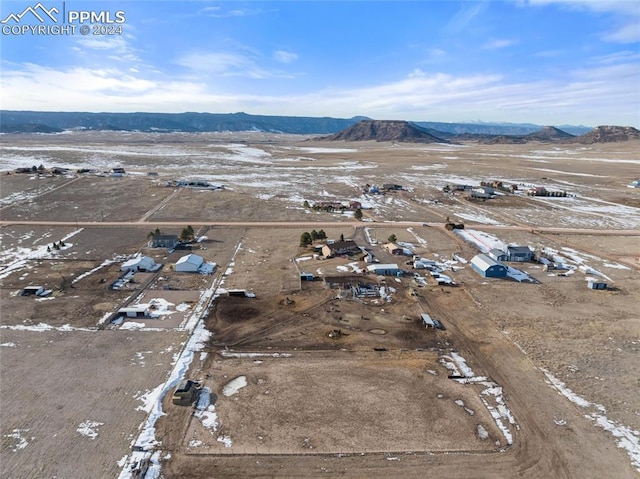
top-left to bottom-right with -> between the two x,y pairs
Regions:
471,254 -> 508,278
366,263 -> 400,276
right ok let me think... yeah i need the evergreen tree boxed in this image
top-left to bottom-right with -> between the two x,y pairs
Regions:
318,229 -> 327,240
303,200 -> 310,208
300,232 -> 313,247
388,234 -> 397,243
354,208 -> 363,220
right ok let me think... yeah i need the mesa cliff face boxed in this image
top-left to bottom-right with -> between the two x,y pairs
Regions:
318,120 -> 448,143
574,126 -> 640,144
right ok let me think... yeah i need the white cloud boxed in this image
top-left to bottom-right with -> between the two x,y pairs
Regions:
273,50 -> 298,64
175,51 -> 293,79
1,60 -> 637,126
197,6 -> 262,18
525,0 -> 640,43
74,33 -> 140,63
444,2 -> 488,33
482,39 -> 517,49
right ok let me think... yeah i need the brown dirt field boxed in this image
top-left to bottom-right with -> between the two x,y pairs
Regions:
1,175 -> 172,223
179,351 -> 503,455
0,328 -> 188,479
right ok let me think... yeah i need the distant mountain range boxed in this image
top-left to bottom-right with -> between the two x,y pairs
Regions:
0,111 -> 369,135
1,111 -> 636,143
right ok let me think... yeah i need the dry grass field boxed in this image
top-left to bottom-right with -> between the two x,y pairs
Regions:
1,131 -> 639,478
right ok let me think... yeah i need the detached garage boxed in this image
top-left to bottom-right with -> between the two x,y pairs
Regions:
175,253 -> 204,273
367,263 -> 400,276
121,256 -> 158,273
471,254 -> 507,278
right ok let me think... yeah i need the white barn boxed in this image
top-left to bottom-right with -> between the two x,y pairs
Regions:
121,256 -> 158,273
175,253 -> 204,273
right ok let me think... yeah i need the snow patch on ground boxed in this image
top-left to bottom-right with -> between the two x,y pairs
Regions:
440,351 -> 517,446
0,323 -> 95,332
222,376 -> 248,397
76,421 -> 103,440
542,368 -> 640,472
455,229 -> 507,253
3,429 -> 32,451
217,435 -> 233,447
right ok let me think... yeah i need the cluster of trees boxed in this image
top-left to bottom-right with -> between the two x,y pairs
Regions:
148,226 -> 196,243
180,225 -> 195,242
300,229 -> 328,246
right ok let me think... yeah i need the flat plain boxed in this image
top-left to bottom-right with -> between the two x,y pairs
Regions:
1,131 -> 639,478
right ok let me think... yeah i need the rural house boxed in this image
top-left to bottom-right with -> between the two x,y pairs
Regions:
506,246 -> 534,262
322,240 -> 361,258
470,254 -> 508,278
383,243 -> 403,255
149,234 -> 179,249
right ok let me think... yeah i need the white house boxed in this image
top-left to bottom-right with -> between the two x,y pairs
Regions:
121,256 -> 158,273
175,253 -> 204,273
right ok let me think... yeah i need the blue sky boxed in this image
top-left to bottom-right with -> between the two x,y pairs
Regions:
1,0 -> 639,126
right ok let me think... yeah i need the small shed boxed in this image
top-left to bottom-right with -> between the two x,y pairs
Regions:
470,254 -> 507,278
21,286 -> 45,296
121,256 -> 158,273
118,306 -> 149,318
383,243 -> 403,255
175,253 -> 204,273
367,263 -> 400,276
421,313 -> 435,328
172,380 -> 200,406
588,281 -> 607,290
488,249 -> 507,262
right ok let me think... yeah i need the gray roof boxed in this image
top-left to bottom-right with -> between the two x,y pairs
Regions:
471,254 -> 504,271
367,263 -> 399,271
507,246 -> 532,254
